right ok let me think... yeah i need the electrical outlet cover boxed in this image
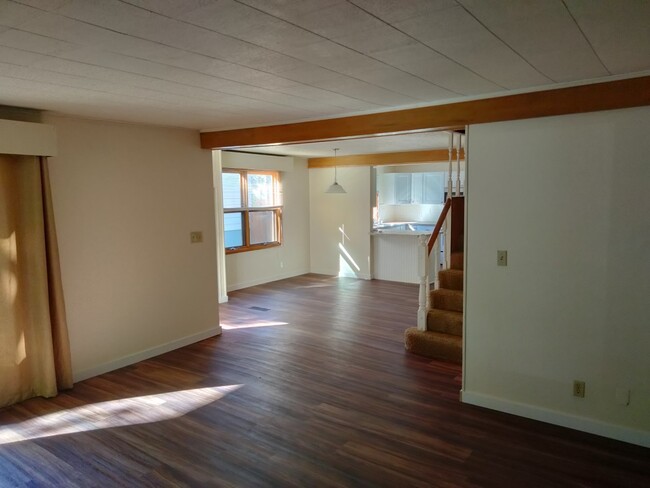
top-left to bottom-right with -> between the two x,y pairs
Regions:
573,380 -> 586,398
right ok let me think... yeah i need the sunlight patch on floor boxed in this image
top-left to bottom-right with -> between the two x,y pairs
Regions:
220,321 -> 288,330
0,385 -> 242,445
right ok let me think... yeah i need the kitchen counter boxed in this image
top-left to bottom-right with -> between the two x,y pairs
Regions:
371,228 -> 441,284
371,221 -> 435,236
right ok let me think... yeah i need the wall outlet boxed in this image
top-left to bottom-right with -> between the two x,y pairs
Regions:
190,231 -> 203,243
497,250 -> 508,266
573,380 -> 586,398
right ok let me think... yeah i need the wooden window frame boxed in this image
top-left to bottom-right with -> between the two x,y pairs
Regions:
223,169 -> 283,254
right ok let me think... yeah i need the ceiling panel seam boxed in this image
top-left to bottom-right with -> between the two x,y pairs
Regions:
559,0 -> 611,75
7,1 -> 392,109
457,0 -> 556,83
346,0 -> 507,91
115,0 -> 420,104
234,0 -> 464,97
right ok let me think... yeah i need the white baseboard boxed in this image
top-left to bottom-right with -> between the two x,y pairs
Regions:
461,390 -> 650,448
227,268 -> 372,292
227,268 -> 309,292
73,326 -> 222,382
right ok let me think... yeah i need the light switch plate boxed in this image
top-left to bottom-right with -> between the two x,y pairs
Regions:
190,231 -> 203,243
497,250 -> 508,266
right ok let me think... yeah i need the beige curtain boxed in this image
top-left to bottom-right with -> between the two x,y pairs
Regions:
0,154 -> 73,408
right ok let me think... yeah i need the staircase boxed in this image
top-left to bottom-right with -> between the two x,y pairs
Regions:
405,194 -> 464,364
404,252 -> 463,364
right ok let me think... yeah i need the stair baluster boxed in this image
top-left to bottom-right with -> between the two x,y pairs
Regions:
417,234 -> 429,331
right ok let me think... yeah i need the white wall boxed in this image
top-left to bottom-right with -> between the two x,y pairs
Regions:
463,107 -> 650,447
45,115 -> 221,381
0,118 -> 57,156
225,157 -> 310,291
310,166 -> 371,279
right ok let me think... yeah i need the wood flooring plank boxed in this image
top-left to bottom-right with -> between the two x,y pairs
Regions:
0,274 -> 648,486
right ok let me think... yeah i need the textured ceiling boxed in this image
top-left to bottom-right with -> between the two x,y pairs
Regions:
0,0 -> 648,132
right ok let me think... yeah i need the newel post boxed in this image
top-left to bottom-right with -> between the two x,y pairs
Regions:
417,235 -> 429,331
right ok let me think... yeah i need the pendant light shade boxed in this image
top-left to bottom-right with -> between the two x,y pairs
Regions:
326,148 -> 346,194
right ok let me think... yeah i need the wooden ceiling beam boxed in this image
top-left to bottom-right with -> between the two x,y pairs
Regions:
200,76 -> 650,149
308,149 -> 465,168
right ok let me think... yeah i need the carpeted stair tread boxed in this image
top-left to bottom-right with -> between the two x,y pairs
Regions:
438,269 -> 463,291
427,309 -> 463,336
404,328 -> 462,364
450,252 -> 464,270
431,288 -> 463,312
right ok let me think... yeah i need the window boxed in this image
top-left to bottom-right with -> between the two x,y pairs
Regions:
395,174 -> 412,204
222,170 -> 282,253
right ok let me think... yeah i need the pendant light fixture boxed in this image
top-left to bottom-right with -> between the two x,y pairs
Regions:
326,148 -> 346,194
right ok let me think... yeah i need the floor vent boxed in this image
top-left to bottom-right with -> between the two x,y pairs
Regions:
249,306 -> 270,312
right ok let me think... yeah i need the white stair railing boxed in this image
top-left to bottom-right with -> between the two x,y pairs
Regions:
416,199 -> 451,331
417,235 -> 429,331
417,129 -> 466,331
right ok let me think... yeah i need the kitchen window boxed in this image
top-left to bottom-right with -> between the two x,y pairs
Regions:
222,169 -> 282,253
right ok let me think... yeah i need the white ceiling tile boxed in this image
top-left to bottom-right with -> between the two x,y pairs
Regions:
315,76 -> 417,106
395,6 -> 551,88
33,51 -> 343,114
0,0 -> 48,27
271,64 -> 342,85
277,84 -> 377,111
348,0 -> 458,24
0,28 -> 77,55
565,0 -> 650,74
236,0 -> 345,21
8,0 -> 72,11
344,65 -> 457,101
20,11 -> 135,49
458,0 -> 609,81
263,1 -> 383,39
0,44 -> 48,65
55,0 -> 162,34
232,0 -> 456,100
223,48 -> 312,75
331,26 -> 414,55
276,67 -> 386,105
120,0 -> 216,18
0,0 -> 646,131
179,1 -> 323,52
281,40 -> 382,74
373,43 -> 501,94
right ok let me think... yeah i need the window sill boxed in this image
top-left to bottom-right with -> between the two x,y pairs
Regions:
225,242 -> 281,255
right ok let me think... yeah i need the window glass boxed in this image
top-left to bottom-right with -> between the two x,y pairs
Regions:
222,172 -> 242,209
224,212 -> 244,248
247,173 -> 274,207
395,174 -> 411,204
249,211 -> 276,245
423,173 -> 444,204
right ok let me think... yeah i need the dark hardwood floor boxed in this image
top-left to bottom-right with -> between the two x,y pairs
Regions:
0,274 -> 648,487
